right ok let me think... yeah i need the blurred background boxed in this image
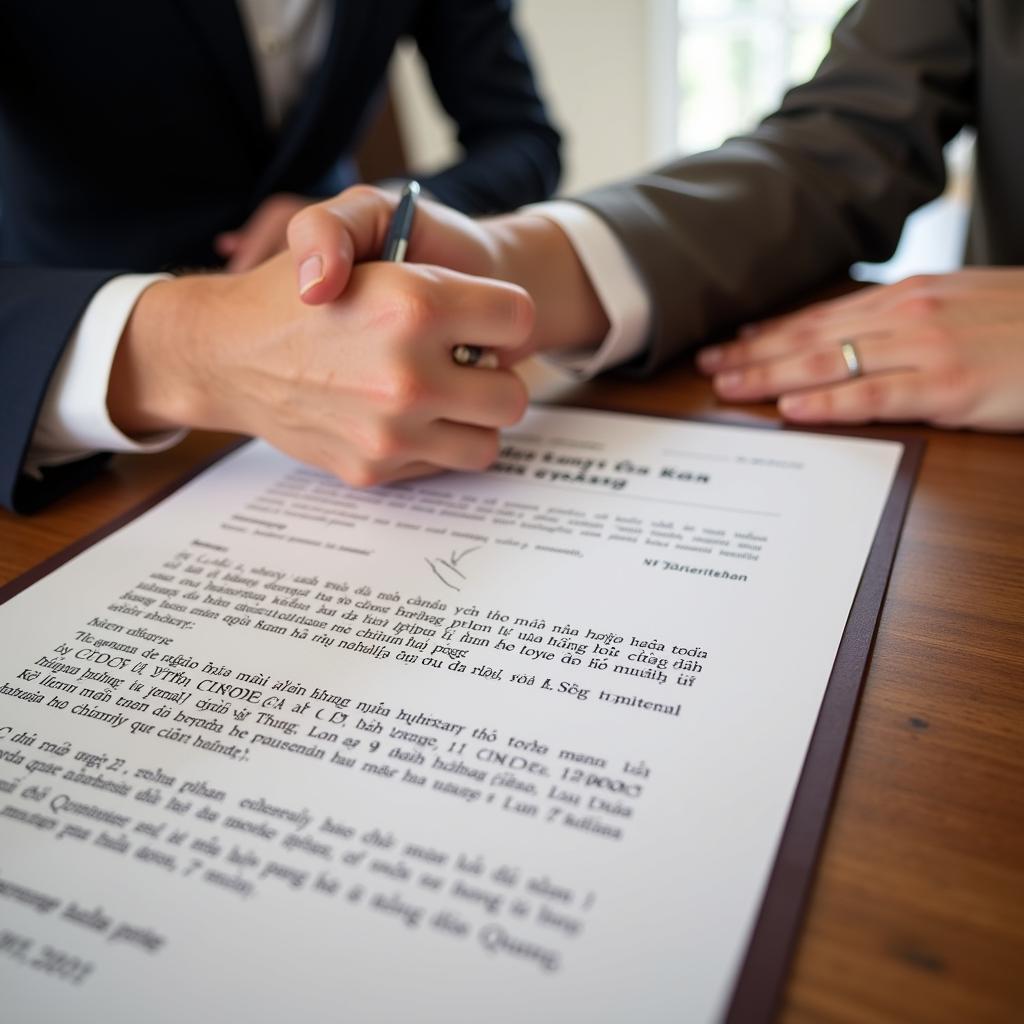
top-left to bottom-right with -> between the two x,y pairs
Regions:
391,0 -> 972,284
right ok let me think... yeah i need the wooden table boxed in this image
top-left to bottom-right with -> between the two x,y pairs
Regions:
2,360 -> 1022,1024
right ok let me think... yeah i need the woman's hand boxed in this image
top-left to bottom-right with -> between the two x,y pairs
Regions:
697,269 -> 1024,432
214,193 -> 312,272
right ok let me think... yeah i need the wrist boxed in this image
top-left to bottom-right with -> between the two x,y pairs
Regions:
107,275 -> 219,435
486,213 -> 610,353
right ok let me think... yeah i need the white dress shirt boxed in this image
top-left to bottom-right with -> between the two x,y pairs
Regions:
26,0 -> 651,474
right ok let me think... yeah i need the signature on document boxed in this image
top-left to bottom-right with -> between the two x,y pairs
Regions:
425,546 -> 481,591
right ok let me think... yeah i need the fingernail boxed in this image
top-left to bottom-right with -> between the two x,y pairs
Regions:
715,371 -> 743,392
779,394 -> 807,416
697,347 -> 723,372
299,254 -> 324,295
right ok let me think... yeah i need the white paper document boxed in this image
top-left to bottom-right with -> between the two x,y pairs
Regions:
0,407 -> 903,1022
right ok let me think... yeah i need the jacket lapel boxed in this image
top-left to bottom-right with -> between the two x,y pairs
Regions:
176,0 -> 267,148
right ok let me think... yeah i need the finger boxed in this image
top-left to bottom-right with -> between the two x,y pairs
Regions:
434,366 -> 529,428
413,421 -> 501,474
698,309 -> 841,373
777,370 -> 939,424
732,278 -> 943,348
227,243 -> 268,273
364,461 -> 439,488
386,461 -> 439,483
700,309 -> 894,376
698,329 -> 809,375
214,232 -> 240,258
418,268 -> 536,351
712,329 -> 914,401
288,185 -> 399,305
699,286 -> 897,373
342,421 -> 500,482
334,458 -> 439,490
344,263 -> 535,352
228,246 -> 272,273
227,214 -> 287,273
492,340 -> 539,369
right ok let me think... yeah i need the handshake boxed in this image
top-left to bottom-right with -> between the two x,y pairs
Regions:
108,187 -> 610,488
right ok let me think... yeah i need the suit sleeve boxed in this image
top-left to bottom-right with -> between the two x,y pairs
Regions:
409,0 -> 561,215
0,265 -> 122,513
573,0 -> 976,373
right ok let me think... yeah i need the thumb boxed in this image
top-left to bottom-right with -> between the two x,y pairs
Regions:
286,185 -> 398,305
214,232 -> 240,258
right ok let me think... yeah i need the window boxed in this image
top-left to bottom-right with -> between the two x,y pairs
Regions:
674,0 -> 853,153
660,0 -> 970,278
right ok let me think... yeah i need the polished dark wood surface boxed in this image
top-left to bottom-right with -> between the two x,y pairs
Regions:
2,361 -> 1022,1023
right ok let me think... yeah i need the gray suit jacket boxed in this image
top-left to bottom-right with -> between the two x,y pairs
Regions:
577,0 -> 1022,371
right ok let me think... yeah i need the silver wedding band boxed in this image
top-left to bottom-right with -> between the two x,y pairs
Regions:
839,340 -> 863,378
452,344 -> 498,370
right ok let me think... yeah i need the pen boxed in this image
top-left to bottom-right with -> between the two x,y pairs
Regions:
381,181 -> 496,369
381,180 -> 419,263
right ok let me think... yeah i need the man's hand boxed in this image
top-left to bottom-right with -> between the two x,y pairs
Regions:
214,193 -> 311,272
697,270 -> 1024,431
107,251 -> 533,486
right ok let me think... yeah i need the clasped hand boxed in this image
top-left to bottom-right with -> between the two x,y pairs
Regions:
113,187 -> 533,487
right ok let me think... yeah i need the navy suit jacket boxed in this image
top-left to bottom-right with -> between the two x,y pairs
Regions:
0,0 -> 560,512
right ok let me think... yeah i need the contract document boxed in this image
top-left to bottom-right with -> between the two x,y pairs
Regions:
0,407 -> 912,1023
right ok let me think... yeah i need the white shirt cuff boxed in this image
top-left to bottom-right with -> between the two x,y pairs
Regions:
25,274 -> 186,476
523,200 -> 652,378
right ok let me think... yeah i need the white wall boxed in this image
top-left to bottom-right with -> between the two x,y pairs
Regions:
391,0 -> 666,196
